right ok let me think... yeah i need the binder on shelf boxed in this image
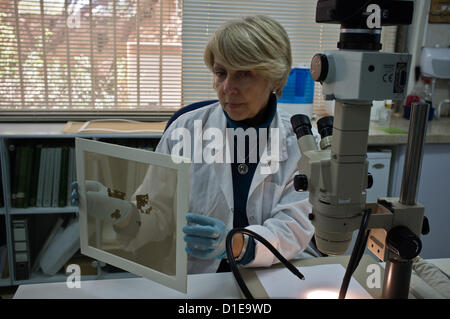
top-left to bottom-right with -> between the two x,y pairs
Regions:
15,146 -> 34,208
23,146 -> 34,208
58,146 -> 69,207
12,218 -> 30,281
36,147 -> 49,208
29,145 -> 42,207
10,145 -> 22,207
52,147 -> 62,207
66,147 -> 75,206
43,147 -> 55,208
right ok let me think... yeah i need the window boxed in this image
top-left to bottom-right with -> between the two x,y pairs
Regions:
0,0 -> 182,117
0,0 -> 397,120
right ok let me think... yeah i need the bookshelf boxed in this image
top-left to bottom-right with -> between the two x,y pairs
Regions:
0,123 -> 163,287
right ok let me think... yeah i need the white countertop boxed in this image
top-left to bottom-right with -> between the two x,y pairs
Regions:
13,258 -> 450,299
0,123 -> 69,136
2,117 -> 450,144
13,271 -> 241,299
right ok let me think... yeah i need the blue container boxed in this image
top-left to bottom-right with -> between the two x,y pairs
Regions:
403,105 -> 434,121
278,68 -> 315,104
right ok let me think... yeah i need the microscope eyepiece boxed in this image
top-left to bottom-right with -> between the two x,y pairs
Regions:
290,114 -> 313,139
317,116 -> 334,139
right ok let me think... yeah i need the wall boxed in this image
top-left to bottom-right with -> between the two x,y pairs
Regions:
407,0 -> 450,117
424,23 -> 450,117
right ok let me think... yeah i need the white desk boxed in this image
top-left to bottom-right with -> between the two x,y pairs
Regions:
13,272 -> 241,299
13,257 -> 450,299
15,256 -> 365,299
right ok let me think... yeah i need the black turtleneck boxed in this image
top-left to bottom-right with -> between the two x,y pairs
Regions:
223,93 -> 277,228
216,93 -> 277,272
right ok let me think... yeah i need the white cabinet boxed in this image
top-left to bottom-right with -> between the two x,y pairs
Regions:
366,150 -> 392,203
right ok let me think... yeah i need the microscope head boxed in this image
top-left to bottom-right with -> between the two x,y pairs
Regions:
316,0 -> 414,51
310,1 -> 414,102
315,0 -> 414,27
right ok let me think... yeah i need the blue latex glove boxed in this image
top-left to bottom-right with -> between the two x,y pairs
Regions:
71,181 -> 79,206
71,180 -> 107,206
183,213 -> 229,260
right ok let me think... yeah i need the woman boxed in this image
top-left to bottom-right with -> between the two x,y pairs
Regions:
160,15 -> 317,274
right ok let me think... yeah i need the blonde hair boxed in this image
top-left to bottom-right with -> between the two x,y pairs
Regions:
204,15 -> 292,98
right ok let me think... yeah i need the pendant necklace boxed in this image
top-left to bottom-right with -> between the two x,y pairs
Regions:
237,163 -> 249,175
236,144 -> 258,175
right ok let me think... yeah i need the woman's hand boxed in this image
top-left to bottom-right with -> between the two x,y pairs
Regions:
183,213 -> 245,260
71,181 -> 80,206
183,213 -> 228,259
71,180 -> 135,225
71,180 -> 107,206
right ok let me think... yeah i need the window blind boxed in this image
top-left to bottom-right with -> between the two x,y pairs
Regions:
0,0 -> 182,111
182,0 -> 398,114
0,0 -> 397,115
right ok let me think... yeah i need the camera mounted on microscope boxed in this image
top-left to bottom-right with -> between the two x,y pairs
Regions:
315,0 -> 413,50
311,1 -> 414,102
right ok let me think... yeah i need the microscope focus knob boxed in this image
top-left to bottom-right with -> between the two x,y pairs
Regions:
294,174 -> 308,192
310,53 -> 328,82
386,226 -> 422,260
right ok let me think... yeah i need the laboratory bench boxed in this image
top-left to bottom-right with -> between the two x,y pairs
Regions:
309,112 -> 450,145
366,115 -> 450,145
12,255 -> 450,299
0,115 -> 449,145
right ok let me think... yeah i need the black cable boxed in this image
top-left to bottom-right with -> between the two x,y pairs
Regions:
226,209 -> 371,299
338,208 -> 371,299
225,228 -> 305,299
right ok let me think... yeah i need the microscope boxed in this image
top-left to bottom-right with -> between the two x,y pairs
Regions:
291,0 -> 430,298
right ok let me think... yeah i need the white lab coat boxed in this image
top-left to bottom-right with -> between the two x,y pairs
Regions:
154,101 -> 316,274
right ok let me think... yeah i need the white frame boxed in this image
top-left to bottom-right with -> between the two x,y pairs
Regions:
75,137 -> 190,293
